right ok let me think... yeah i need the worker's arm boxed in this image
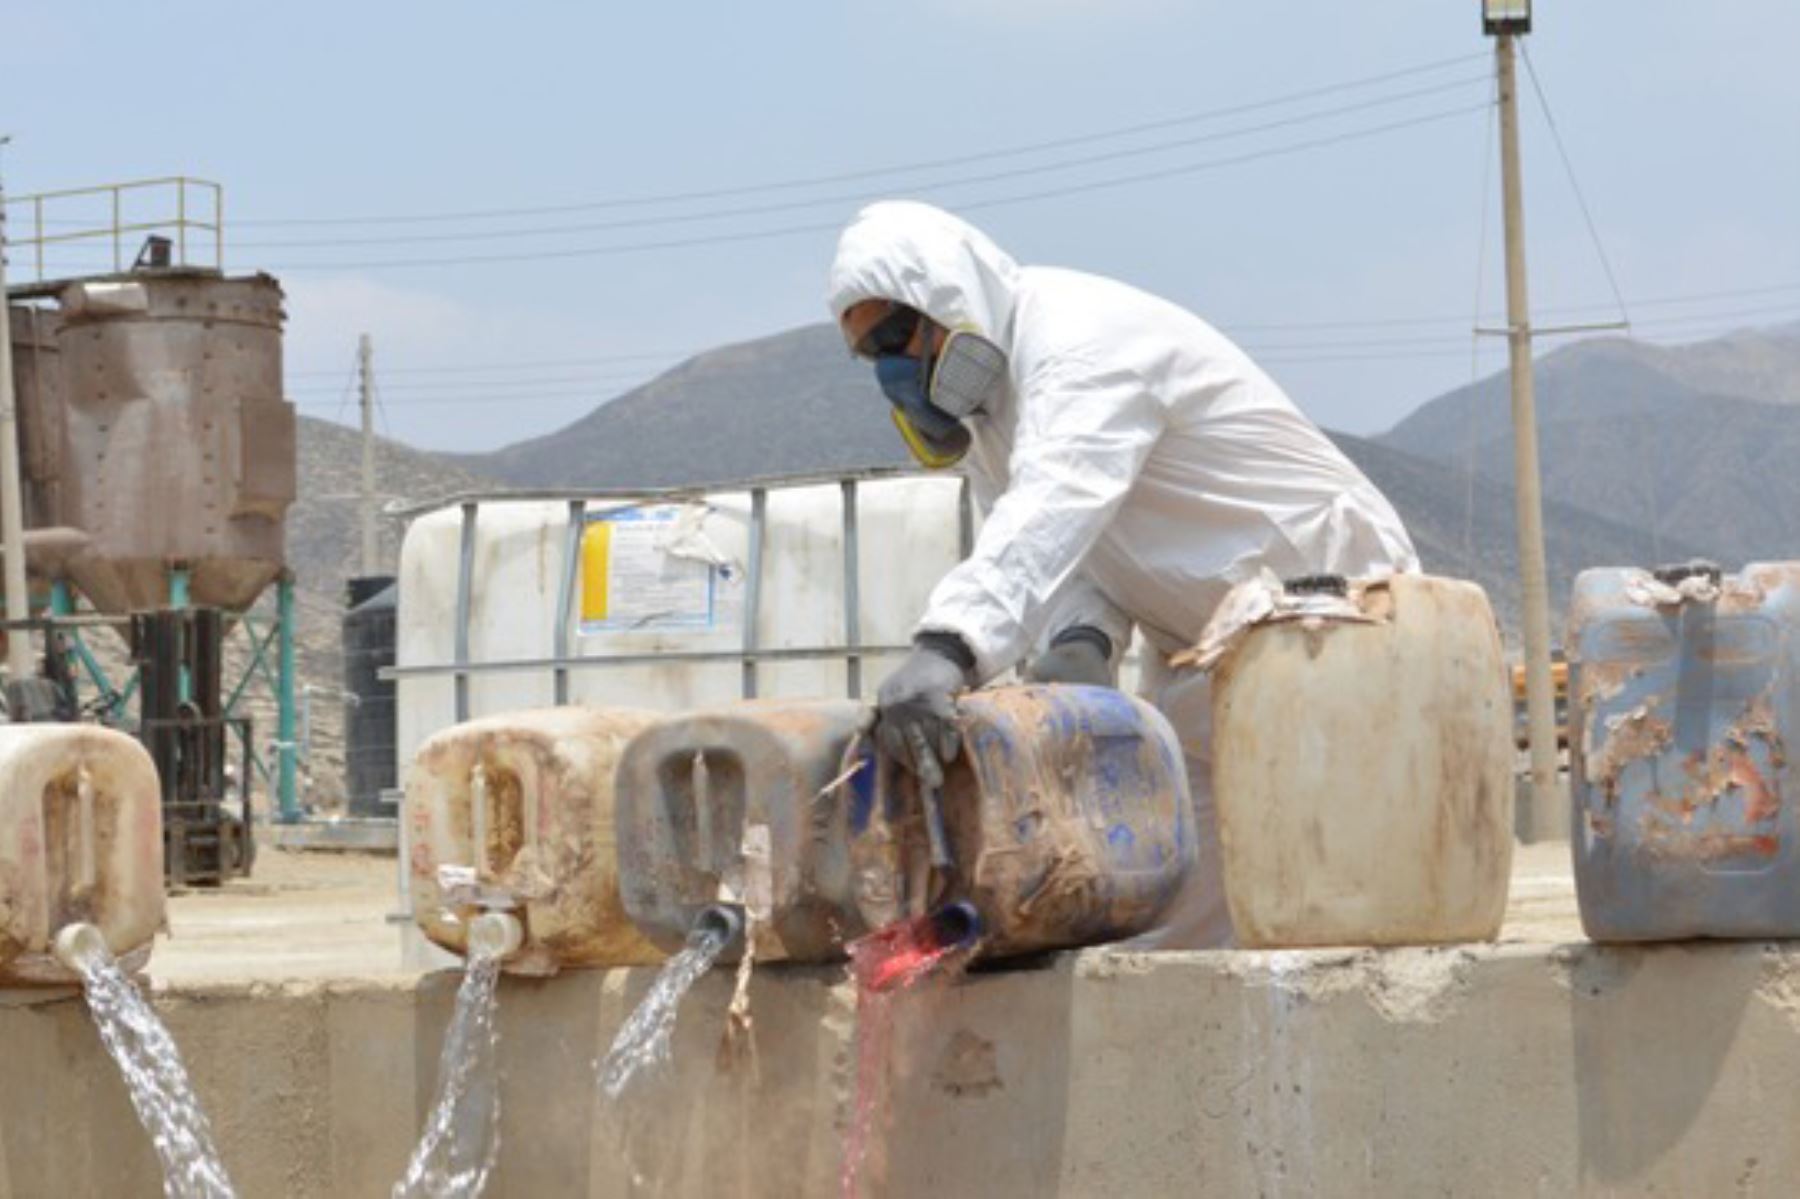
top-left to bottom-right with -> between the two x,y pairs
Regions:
918,347 -> 1163,682
1036,571 -> 1131,661
1022,571 -> 1130,685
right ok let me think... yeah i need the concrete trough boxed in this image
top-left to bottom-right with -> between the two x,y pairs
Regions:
3,929 -> 1798,1197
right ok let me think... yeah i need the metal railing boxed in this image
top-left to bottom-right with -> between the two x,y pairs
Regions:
3,176 -> 224,281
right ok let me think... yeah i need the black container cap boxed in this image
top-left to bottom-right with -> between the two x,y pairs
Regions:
1651,560 -> 1723,588
1282,574 -> 1349,598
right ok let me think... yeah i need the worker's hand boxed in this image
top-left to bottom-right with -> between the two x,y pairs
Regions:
1024,626 -> 1115,688
876,633 -> 975,785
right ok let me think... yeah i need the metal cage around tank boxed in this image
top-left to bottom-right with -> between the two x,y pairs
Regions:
380,468 -> 978,721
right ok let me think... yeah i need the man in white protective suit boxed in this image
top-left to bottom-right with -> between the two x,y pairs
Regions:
828,200 -> 1419,948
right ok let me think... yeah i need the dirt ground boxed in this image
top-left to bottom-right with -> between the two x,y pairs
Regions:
150,848 -> 421,986
147,840 -> 1585,986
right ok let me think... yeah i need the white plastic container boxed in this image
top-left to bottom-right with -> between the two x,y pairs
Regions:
1209,573 -> 1515,947
395,474 -> 970,773
0,725 -> 164,984
406,705 -> 663,974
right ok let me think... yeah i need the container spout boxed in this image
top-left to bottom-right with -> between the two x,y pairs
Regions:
467,911 -> 525,963
925,901 -> 983,953
691,903 -> 746,953
52,922 -> 108,973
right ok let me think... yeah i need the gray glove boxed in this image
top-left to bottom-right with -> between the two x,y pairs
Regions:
876,632 -> 976,784
1024,626 -> 1115,687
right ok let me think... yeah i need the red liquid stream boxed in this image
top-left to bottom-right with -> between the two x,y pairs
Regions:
840,916 -> 966,1199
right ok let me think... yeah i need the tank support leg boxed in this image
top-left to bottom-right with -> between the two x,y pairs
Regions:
50,580 -> 126,721
169,566 -> 192,703
277,573 -> 300,823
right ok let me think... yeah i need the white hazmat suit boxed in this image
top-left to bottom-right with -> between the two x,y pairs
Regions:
828,201 -> 1419,947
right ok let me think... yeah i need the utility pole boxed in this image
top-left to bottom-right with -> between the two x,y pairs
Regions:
358,332 -> 378,576
1486,1 -> 1562,827
0,148 -> 35,686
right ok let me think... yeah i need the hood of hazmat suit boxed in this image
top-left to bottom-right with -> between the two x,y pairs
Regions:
827,199 -> 1419,684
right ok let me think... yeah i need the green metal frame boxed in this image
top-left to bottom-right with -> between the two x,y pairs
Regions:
49,569 -> 301,823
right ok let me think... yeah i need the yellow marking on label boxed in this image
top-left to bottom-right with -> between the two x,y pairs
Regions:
580,521 -> 612,624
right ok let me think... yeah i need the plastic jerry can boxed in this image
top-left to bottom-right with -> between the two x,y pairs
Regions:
847,685 -> 1194,957
1569,562 -> 1800,940
1207,573 -> 1515,947
406,705 -> 663,973
614,699 -> 868,961
0,725 -> 165,985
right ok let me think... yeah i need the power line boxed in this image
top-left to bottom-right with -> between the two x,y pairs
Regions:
292,380 -> 649,403
1218,280 -> 1800,336
286,350 -> 693,378
279,288 -> 1800,395
270,102 -> 1490,272
288,371 -> 663,395
1519,43 -> 1632,327
240,76 -> 1490,251
329,351 -> 358,426
294,389 -> 627,409
235,53 -> 1487,229
1465,75 -> 1500,561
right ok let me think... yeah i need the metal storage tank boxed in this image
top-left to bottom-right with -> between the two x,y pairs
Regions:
51,270 -> 295,613
343,576 -> 398,816
7,304 -> 64,530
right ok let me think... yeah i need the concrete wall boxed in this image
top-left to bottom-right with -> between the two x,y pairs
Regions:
4,941 -> 1798,1197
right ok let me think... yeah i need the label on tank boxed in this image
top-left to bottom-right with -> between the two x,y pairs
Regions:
579,504 -> 742,634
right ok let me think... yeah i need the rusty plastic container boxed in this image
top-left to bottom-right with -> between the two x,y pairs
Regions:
1570,562 -> 1800,941
1209,573 -> 1515,947
0,725 -> 164,985
614,700 -> 868,962
849,685 -> 1195,958
406,706 -> 663,974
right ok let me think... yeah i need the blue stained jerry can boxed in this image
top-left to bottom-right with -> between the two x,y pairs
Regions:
849,685 -> 1195,957
1569,561 -> 1800,941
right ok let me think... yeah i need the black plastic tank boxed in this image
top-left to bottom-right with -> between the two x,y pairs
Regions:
343,576 -> 398,817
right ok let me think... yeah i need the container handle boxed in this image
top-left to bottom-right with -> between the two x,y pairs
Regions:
75,765 -> 97,896
470,761 -> 490,877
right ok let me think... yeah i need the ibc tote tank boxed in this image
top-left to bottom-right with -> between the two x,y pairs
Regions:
393,474 -> 971,770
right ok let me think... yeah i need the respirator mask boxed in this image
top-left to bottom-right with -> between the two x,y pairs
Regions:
857,305 -> 1008,470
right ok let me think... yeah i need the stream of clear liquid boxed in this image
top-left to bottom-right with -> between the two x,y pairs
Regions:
69,942 -> 237,1199
391,955 -> 504,1199
596,926 -> 729,1100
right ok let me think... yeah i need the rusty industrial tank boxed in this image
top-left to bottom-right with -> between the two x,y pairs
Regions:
7,305 -> 65,531
46,270 -> 294,613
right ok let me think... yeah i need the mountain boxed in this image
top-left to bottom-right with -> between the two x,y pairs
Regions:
1631,321 -> 1800,407
455,325 -> 910,488
1382,328 -> 1800,572
1328,432 -> 1694,638
291,416 -> 495,600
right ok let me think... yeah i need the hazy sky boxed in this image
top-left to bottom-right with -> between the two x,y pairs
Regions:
6,1 -> 1796,452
